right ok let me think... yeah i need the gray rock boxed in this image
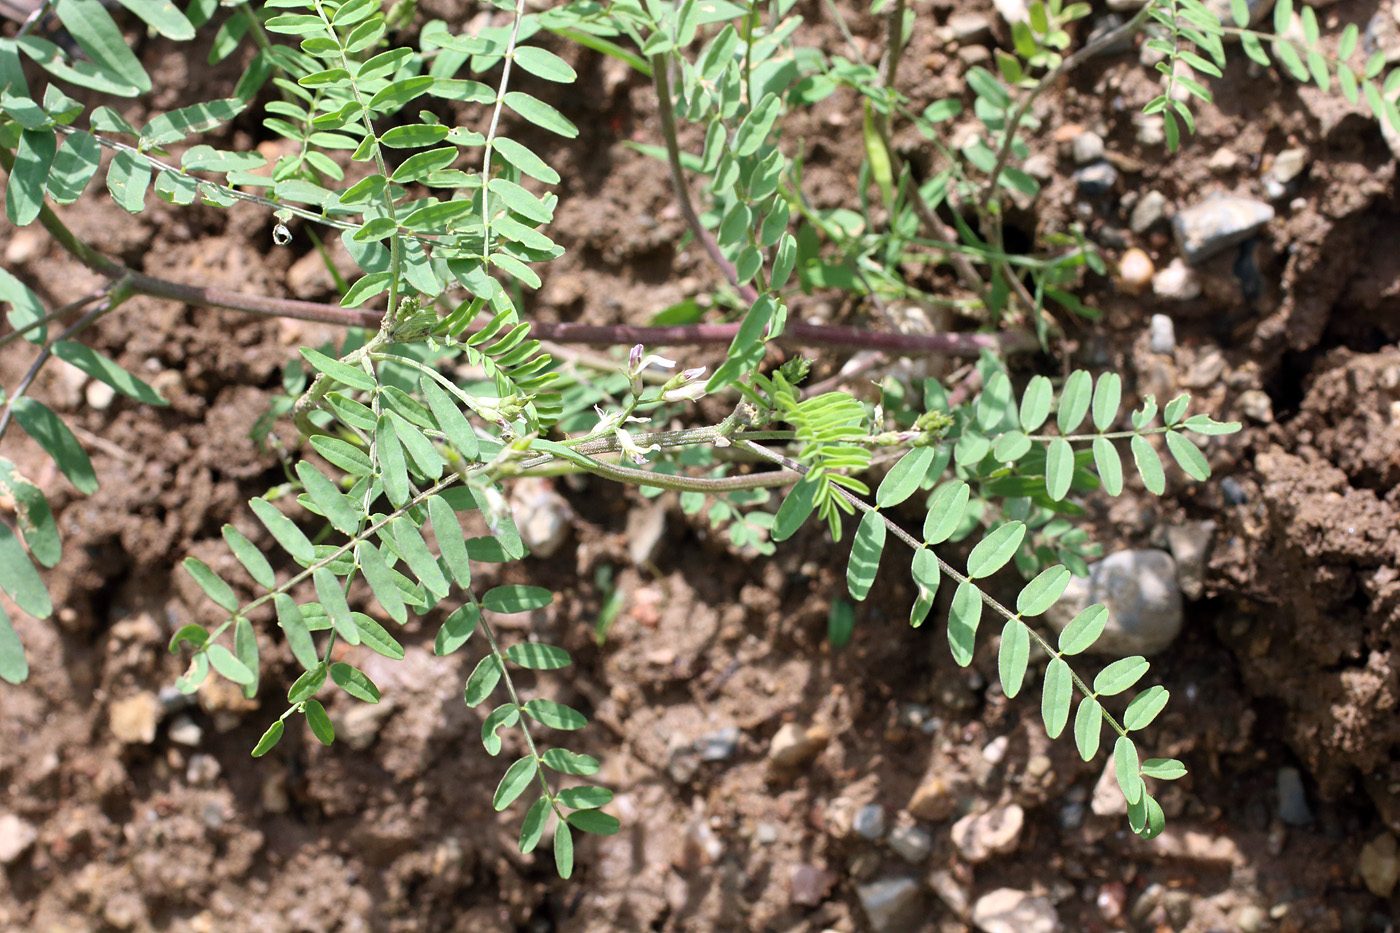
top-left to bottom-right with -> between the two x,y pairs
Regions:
1045,550 -> 1184,657
1359,833 -> 1399,898
158,685 -> 197,714
1072,131 -> 1105,165
951,804 -> 1024,862
1277,766 -> 1313,825
1023,154 -> 1055,180
972,888 -> 1061,933
334,700 -> 396,751
0,814 -> 37,864
1074,162 -> 1118,196
857,877 -> 923,933
1131,191 -> 1169,233
1172,195 -> 1274,264
1059,800 -> 1086,830
790,864 -> 837,907
1149,314 -> 1176,354
1166,521 -> 1215,601
1221,476 -> 1249,505
1134,113 -> 1166,147
854,803 -> 887,840
694,726 -> 740,762
887,824 -> 932,863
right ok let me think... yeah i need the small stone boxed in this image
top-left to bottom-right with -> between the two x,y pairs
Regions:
1025,754 -> 1052,781
947,11 -> 992,41
695,726 -> 740,762
854,804 -> 887,840
201,800 -> 225,831
1023,154 -> 1055,180
626,499 -> 667,566
167,715 -> 203,747
1149,314 -> 1176,355
791,864 -> 837,907
1059,800 -> 1086,830
1358,832 -> 1399,897
102,891 -> 144,930
85,380 -> 116,410
1172,194 -> 1274,265
1117,248 -> 1154,295
334,700 -> 395,751
857,877 -> 923,933
928,869 -> 970,917
1277,766 -> 1313,825
1073,161 -> 1118,196
509,477 -> 572,559
1134,113 -> 1165,147
4,227 -> 46,265
1045,550 -> 1183,657
992,0 -> 1029,27
1130,190 -> 1169,233
1092,759 -> 1128,816
951,804 -> 1024,863
261,767 -> 290,814
972,888 -> 1060,933
1153,258 -> 1202,301
109,692 -> 164,745
0,814 -> 38,864
887,824 -> 932,863
1235,389 -> 1273,424
158,685 -> 196,715
956,45 -> 991,65
1208,147 -> 1240,173
907,778 -> 956,821
1221,476 -> 1249,505
1097,881 -> 1128,924
185,753 -> 221,786
982,735 -> 1009,764
677,817 -> 722,871
755,822 -> 779,845
768,722 -> 830,770
1235,905 -> 1267,933
1071,131 -> 1104,165
1166,521 -> 1215,601
1268,147 -> 1308,185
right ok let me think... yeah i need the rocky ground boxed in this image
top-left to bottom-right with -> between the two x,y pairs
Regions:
2,1 -> 1400,932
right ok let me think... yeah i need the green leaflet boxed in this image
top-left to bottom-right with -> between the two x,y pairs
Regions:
875,447 -> 934,507
845,510 -> 885,601
1041,657 -> 1073,739
502,90 -> 578,138
5,128 -> 56,225
520,796 -> 550,854
1057,369 -> 1092,433
330,661 -> 380,703
275,594 -> 319,671
304,698 -> 335,745
997,619 -> 1029,698
523,697 -> 586,730
53,341 -> 168,406
356,541 -> 407,624
1058,603 -> 1108,655
234,615 -> 259,698
56,0 -> 151,93
554,820 -> 574,879
966,521 -> 1025,579
1114,735 -> 1143,805
493,756 -> 537,810
208,644 -> 254,684
1045,437 -> 1074,502
249,497 -> 315,563
0,602 -> 29,684
313,566 -> 359,646
1131,435 -> 1165,495
1016,564 -> 1070,616
296,461 -> 360,535
1094,656 -> 1149,696
504,642 -> 570,669
392,518 -> 449,599
463,654 -> 502,707
481,703 -> 519,756
183,557 -> 238,612
482,584 -> 552,614
434,604 -> 478,656
301,347 -> 376,392
1019,374 -> 1053,431
12,398 -> 97,494
1074,696 -> 1103,761
251,720 -> 284,757
947,580 -> 981,667
0,457 -> 60,568
923,481 -> 969,544
1124,684 -> 1170,731
47,131 -> 101,204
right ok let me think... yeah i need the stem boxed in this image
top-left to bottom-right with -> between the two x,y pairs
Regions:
650,52 -> 760,306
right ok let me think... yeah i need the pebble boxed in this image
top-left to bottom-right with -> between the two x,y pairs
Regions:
3,227 -> 46,265
887,824 -> 932,863
907,778 -> 957,821
767,722 -> 830,770
928,869 -> 971,917
972,888 -> 1060,933
1149,314 -> 1176,354
1221,476 -> 1249,505
694,726 -> 740,762
854,804 -> 887,840
951,804 -> 1024,863
1130,190 -> 1169,233
167,715 -> 203,747
158,685 -> 197,714
1235,904 -> 1267,933
1071,131 -> 1104,165
755,822 -> 779,845
1134,113 -> 1165,147
1059,799 -> 1086,830
948,11 -> 992,42
1092,758 -> 1129,817
334,700 -> 395,751
1023,154 -> 1055,180
1166,521 -> 1215,601
185,753 -> 221,786
1171,194 -> 1274,264
85,380 -> 116,410
1277,766 -> 1313,825
791,864 -> 837,907
1073,161 -> 1118,196
625,499 -> 667,566
1207,147 -> 1240,173
1235,388 -> 1274,424
1045,549 -> 1183,657
109,692 -> 164,745
508,477 -> 572,559
1359,832 -> 1399,897
0,814 -> 38,864
857,877 -> 923,933
992,0 -> 1029,27
1269,147 -> 1308,186
1117,248 -> 1154,295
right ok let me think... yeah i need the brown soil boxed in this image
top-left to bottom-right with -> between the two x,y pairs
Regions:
2,2 -> 1399,932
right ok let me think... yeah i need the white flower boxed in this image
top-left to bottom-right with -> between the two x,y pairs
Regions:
659,366 -> 707,403
616,428 -> 658,464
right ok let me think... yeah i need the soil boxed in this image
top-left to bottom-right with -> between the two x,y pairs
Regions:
2,1 -> 1399,932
